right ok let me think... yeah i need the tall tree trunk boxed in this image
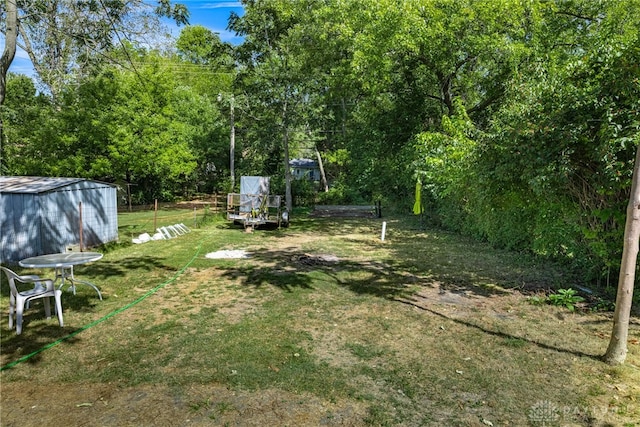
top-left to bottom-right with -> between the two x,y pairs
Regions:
0,0 -> 18,174
0,0 -> 18,106
229,97 -> 236,192
603,144 -> 640,365
315,147 -> 328,192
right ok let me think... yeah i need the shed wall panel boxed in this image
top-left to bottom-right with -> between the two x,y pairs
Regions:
0,193 -> 42,263
1,178 -> 118,265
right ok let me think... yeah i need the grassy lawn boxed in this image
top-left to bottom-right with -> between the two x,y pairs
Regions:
1,210 -> 639,426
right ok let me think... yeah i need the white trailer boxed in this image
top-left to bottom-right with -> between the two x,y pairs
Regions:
226,176 -> 289,229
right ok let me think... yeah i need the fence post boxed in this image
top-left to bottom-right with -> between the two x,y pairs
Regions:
79,201 -> 84,251
154,199 -> 158,231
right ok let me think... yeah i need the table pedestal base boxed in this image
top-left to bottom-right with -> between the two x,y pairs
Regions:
55,266 -> 103,300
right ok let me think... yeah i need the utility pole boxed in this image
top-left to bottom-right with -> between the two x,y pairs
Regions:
230,95 -> 235,192
219,93 -> 236,192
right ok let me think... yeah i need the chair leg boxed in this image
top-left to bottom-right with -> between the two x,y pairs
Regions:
16,300 -> 24,335
54,291 -> 64,327
43,297 -> 52,319
9,302 -> 14,330
8,294 -> 15,330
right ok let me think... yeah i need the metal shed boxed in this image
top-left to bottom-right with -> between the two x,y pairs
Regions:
0,176 -> 118,265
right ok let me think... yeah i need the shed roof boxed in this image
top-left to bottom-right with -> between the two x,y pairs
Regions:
0,176 -> 104,194
289,158 -> 318,168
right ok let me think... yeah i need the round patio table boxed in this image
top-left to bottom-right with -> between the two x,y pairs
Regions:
19,252 -> 103,300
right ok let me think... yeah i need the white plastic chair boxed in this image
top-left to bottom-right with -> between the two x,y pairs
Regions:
1,266 -> 64,335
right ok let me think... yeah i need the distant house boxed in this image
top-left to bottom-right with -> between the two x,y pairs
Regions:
289,158 -> 320,181
0,176 -> 118,265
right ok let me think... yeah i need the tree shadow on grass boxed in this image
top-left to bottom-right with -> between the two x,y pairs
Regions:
0,319 -> 83,369
213,220 -> 605,361
87,255 -> 173,278
215,242 -> 515,303
396,296 -> 602,360
221,262 -> 314,292
1,255 -> 175,370
215,229 -> 538,298
2,256 -> 171,298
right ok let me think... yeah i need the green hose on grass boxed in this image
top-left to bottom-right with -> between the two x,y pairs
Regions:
1,243 -> 202,372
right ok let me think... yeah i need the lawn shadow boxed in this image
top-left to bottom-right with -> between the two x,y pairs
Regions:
86,255 -> 173,279
1,254 -> 176,370
364,217 -> 562,296
218,248 -> 317,291
0,320 -> 83,369
213,215 -> 606,362
396,296 -> 603,360
1,256 -> 171,298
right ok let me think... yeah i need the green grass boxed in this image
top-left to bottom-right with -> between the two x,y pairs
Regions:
1,211 -> 639,426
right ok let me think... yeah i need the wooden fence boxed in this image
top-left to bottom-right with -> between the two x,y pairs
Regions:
117,194 -> 227,237
118,193 -> 226,213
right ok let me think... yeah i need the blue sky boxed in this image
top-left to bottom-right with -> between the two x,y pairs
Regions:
7,0 -> 244,77
165,0 -> 245,44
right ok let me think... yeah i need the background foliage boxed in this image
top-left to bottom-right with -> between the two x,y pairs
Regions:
1,0 -> 639,287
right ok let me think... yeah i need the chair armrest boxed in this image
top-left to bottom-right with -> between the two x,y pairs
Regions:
20,279 -> 57,296
14,274 -> 44,284
15,275 -> 55,290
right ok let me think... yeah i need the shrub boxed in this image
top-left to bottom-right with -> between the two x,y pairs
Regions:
548,288 -> 585,312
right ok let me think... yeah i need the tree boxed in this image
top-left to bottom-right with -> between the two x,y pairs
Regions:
61,53 -> 202,200
604,144 -> 640,365
400,0 -> 640,287
176,25 -> 233,68
598,1 -> 640,364
0,0 -> 17,106
0,0 -> 18,159
0,0 -> 189,102
230,0 -> 314,212
0,73 -> 54,175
